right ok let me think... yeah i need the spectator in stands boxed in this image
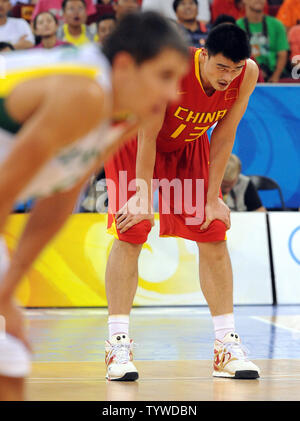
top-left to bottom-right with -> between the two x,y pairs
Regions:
33,11 -> 71,48
58,0 -> 94,46
277,0 -> 300,31
237,0 -> 289,82
0,0 -> 34,49
173,0 -> 208,48
221,154 -> 266,212
32,0 -> 95,22
289,24 -> 300,60
96,14 -> 116,46
142,0 -> 210,24
113,0 -> 139,21
212,0 -> 244,22
211,0 -> 269,23
0,40 -> 14,51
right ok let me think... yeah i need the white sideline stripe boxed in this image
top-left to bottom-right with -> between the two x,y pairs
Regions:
251,316 -> 300,333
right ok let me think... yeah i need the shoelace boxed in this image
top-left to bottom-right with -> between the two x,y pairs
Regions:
108,344 -> 131,364
224,342 -> 250,361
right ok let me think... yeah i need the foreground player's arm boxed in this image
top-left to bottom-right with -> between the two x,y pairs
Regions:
116,107 -> 166,233
0,76 -> 105,227
201,60 -> 258,230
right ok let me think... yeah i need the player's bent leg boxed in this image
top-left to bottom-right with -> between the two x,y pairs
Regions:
105,239 -> 143,381
197,238 -> 260,379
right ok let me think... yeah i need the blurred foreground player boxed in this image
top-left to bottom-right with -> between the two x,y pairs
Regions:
105,24 -> 261,381
0,12 -> 189,400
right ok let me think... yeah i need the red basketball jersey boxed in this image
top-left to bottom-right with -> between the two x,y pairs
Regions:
156,48 -> 247,153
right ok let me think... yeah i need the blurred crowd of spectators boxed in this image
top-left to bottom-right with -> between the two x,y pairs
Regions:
1,0 -> 298,213
0,0 -> 299,83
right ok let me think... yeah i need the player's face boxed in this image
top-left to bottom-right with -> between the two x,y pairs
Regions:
35,13 -> 58,37
204,53 -> 245,91
115,49 -> 188,120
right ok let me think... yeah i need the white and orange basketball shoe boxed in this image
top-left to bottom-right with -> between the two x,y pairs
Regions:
213,332 -> 260,379
105,333 -> 138,381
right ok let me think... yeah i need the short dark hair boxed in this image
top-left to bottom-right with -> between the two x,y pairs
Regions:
173,0 -> 198,13
205,23 -> 251,62
0,42 -> 14,51
62,0 -> 86,11
33,11 -> 58,30
103,11 -> 189,65
97,14 -> 116,29
212,14 -> 236,28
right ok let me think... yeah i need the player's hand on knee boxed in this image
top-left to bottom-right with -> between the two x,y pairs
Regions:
116,195 -> 154,234
200,198 -> 231,231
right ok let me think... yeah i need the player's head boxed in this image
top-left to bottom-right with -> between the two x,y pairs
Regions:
103,11 -> 189,120
33,12 -> 59,37
221,154 -> 241,195
201,23 -> 251,91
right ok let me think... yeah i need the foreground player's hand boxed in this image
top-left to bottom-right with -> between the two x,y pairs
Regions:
200,198 -> 231,231
0,297 -> 31,352
115,195 -> 154,234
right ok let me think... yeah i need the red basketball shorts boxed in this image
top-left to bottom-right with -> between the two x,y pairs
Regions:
105,136 -> 227,244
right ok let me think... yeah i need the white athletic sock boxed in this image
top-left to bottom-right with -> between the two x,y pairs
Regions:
108,315 -> 129,338
212,313 -> 235,341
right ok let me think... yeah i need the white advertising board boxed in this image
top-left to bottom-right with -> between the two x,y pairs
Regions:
269,212 -> 300,304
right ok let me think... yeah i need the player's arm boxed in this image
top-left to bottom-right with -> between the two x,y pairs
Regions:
115,106 -> 166,234
201,59 -> 259,230
0,76 -> 105,227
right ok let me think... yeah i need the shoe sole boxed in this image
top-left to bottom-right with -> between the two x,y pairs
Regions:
106,372 -> 139,382
213,370 -> 260,379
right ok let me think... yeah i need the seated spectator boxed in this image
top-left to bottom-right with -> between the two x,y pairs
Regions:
33,11 -> 71,48
0,40 -> 14,51
113,0 -> 140,21
31,0 -> 95,22
57,0 -> 94,46
288,24 -> 300,61
0,0 -> 34,49
173,0 -> 208,48
276,0 -> 300,31
96,14 -> 116,46
237,0 -> 289,82
211,0 -> 269,23
142,0 -> 210,24
221,154 -> 266,212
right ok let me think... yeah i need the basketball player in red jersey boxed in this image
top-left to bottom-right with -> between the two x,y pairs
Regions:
104,23 -> 261,381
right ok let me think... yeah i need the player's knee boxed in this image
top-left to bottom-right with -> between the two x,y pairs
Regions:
118,219 -> 152,245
